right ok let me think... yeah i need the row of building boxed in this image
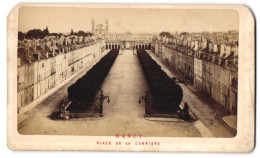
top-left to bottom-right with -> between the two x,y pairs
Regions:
17,35 -> 106,113
151,32 -> 238,115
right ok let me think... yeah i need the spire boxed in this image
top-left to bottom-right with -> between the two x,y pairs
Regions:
105,18 -> 109,33
91,18 -> 95,32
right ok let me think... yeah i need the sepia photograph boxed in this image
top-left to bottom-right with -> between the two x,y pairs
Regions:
7,4 -> 255,152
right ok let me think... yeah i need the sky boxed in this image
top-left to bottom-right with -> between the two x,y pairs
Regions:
18,7 -> 239,34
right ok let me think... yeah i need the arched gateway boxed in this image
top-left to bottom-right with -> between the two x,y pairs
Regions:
105,32 -> 152,50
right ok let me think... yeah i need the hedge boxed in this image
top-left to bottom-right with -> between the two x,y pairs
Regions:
67,49 -> 119,109
137,49 -> 183,112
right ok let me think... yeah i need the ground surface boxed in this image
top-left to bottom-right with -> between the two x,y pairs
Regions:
19,50 -> 234,137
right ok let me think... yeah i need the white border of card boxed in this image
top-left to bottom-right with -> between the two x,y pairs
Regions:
7,4 -> 255,152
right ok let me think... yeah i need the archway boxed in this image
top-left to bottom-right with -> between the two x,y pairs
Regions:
115,45 -> 117,49
109,44 -> 111,49
142,45 -> 145,49
112,44 -> 114,49
106,44 -> 108,49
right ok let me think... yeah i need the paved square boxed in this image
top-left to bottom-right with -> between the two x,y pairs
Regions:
19,50 -> 234,137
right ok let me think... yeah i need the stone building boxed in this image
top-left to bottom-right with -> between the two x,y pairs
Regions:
91,19 -> 153,49
152,32 -> 238,115
17,35 -> 104,114
105,32 -> 153,50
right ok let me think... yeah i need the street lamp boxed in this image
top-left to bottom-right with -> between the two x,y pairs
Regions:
177,102 -> 191,121
139,91 -> 151,117
97,90 -> 110,117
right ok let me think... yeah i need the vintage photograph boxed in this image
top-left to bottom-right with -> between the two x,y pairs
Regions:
7,4 -> 256,152
16,7 -> 239,138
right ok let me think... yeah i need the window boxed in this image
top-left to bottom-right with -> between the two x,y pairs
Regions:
18,83 -> 21,90
42,63 -> 44,68
38,74 -> 41,82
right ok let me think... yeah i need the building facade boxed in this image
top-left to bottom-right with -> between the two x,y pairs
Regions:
17,35 -> 105,113
104,32 -> 153,50
151,31 -> 238,115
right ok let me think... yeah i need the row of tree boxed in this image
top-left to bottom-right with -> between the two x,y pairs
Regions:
18,27 -> 50,40
70,29 -> 93,37
159,31 -> 189,38
137,49 -> 183,113
18,27 -> 93,40
67,49 -> 119,111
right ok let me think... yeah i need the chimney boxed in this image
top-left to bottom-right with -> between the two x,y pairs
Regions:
234,46 -> 238,56
212,56 -> 219,63
17,58 -> 21,66
38,53 -> 41,61
191,41 -> 194,48
194,41 -> 198,51
213,44 -> 218,53
218,58 -> 223,65
40,41 -> 45,51
29,56 -> 32,63
233,57 -> 238,64
25,44 -> 29,52
225,45 -> 231,57
225,60 -> 230,67
33,41 -> 37,52
209,43 -> 213,53
208,55 -> 212,61
220,44 -> 225,57
203,53 -> 208,59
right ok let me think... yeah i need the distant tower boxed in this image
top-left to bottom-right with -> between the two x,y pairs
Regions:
92,18 -> 95,33
105,19 -> 109,34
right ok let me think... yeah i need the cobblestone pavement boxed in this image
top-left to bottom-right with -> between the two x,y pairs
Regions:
18,50 -> 234,137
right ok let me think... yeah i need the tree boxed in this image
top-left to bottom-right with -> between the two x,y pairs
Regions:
85,32 -> 93,37
18,31 -> 25,40
180,32 -> 189,36
77,30 -> 86,36
159,32 -> 173,38
70,29 -> 74,35
49,33 -> 58,36
43,27 -> 49,36
25,29 -> 44,39
75,30 -> 93,37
